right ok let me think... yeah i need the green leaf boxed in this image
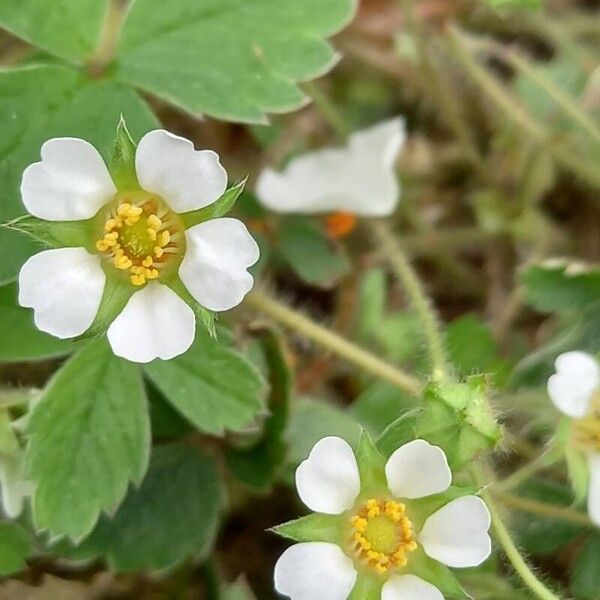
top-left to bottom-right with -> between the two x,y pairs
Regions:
181,179 -> 247,228
277,217 -> 350,288
0,0 -> 109,63
56,444 -> 222,572
144,329 -> 266,436
109,116 -> 139,191
115,0 -> 358,123
0,64 -> 158,283
272,513 -> 344,544
521,261 -> 600,313
0,283 -> 80,362
571,534 -> 600,600
0,522 -> 33,577
26,338 -> 150,540
227,330 -> 291,490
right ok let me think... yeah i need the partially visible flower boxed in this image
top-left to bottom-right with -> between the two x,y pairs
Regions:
255,119 -> 405,238
18,129 -> 259,363
547,350 -> 600,524
274,436 -> 491,600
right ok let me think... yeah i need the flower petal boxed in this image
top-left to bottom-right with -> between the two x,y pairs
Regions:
385,439 -> 451,499
255,118 -> 405,217
0,455 -> 33,519
382,575 -> 444,600
547,351 -> 600,418
107,282 -> 195,363
135,129 -> 227,213
274,542 -> 357,600
21,138 -> 116,221
295,436 -> 360,514
179,217 -> 259,312
18,248 -> 105,338
587,453 -> 600,526
419,495 -> 492,568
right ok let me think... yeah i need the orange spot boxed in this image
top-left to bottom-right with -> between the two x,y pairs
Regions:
325,212 -> 357,239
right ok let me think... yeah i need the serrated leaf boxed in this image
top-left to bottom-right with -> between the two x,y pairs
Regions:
227,330 -> 291,490
0,283 -> 80,362
0,64 -> 158,283
521,262 -> 600,313
0,522 -> 33,577
272,513 -> 344,544
26,338 -> 150,540
144,329 -> 266,436
0,0 -> 109,63
115,0 -> 358,122
277,217 -> 350,288
181,179 -> 247,228
56,444 -> 222,572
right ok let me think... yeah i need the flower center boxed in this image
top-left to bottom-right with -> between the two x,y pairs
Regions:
572,394 -> 600,451
96,194 -> 183,286
349,498 -> 417,575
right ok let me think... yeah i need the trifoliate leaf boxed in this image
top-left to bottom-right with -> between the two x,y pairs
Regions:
57,444 -> 222,572
521,261 -> 600,313
115,0 -> 358,123
144,329 -> 267,436
272,513 -> 344,545
0,0 -> 109,63
227,330 -> 291,490
0,283 -> 79,362
0,522 -> 33,576
26,338 -> 150,540
0,64 -> 158,284
277,217 -> 350,288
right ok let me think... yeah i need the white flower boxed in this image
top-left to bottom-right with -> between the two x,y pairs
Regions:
274,437 -> 491,600
256,119 -> 405,219
18,130 -> 259,363
547,350 -> 600,524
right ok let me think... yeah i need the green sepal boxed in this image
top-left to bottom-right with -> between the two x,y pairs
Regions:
355,430 -> 388,498
409,547 -> 471,599
181,178 -> 247,229
77,275 -> 134,340
271,513 -> 345,544
2,215 -> 94,251
168,277 -> 216,338
565,446 -> 589,505
348,574 -> 383,600
109,116 -> 140,191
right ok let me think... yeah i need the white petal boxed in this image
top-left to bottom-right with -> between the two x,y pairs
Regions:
135,129 -> 227,213
107,282 -> 195,363
295,436 -> 360,514
274,542 -> 357,600
419,496 -> 492,568
385,439 -> 451,499
587,453 -> 600,526
21,138 -> 116,221
255,118 -> 405,217
382,575 -> 444,600
547,351 -> 600,418
18,248 -> 105,338
179,218 -> 259,312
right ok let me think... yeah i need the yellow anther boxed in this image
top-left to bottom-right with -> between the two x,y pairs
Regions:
96,240 -> 109,252
158,230 -> 171,247
147,214 -> 162,230
104,218 -> 118,232
114,255 -> 133,270
374,563 -> 388,575
145,268 -> 159,280
154,246 -> 164,258
130,273 -> 146,286
147,228 -> 158,241
117,202 -> 132,215
129,205 -> 143,216
142,256 -> 154,268
130,265 -> 145,275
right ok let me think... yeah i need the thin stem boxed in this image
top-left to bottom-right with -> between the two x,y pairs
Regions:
494,490 -> 593,529
245,289 -> 422,395
368,219 -> 448,379
495,447 -> 560,492
303,81 -> 350,139
87,0 -> 125,76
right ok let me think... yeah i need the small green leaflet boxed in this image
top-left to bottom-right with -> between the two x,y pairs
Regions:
0,522 -> 33,576
144,329 -> 267,435
58,444 -> 222,572
26,338 -> 150,540
114,0 -> 358,123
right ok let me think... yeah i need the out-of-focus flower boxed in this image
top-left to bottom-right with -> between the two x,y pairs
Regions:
274,436 -> 491,600
548,351 -> 600,524
18,130 -> 259,363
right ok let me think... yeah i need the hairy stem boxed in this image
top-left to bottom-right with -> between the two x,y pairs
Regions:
245,289 -> 422,395
368,220 -> 448,380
